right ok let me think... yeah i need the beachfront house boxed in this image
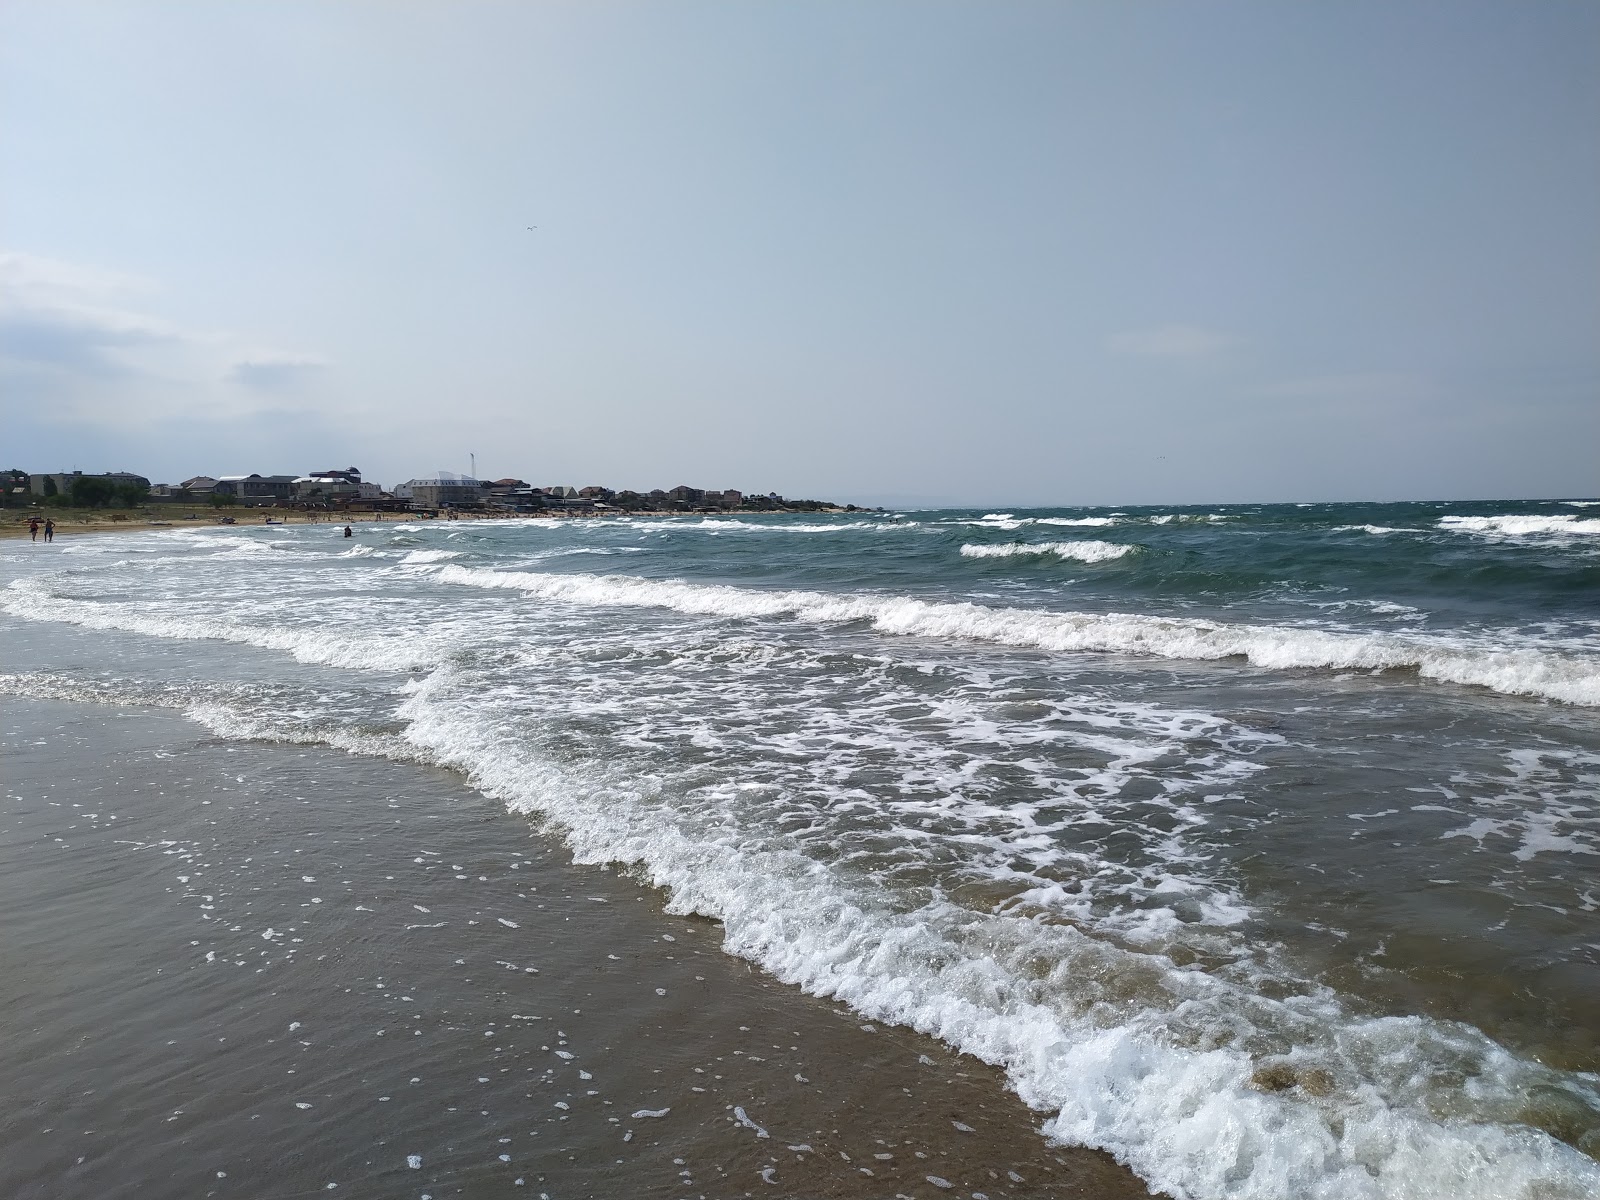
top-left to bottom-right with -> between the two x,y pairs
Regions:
295,467 -> 371,502
396,477 -> 488,508
214,474 -> 299,504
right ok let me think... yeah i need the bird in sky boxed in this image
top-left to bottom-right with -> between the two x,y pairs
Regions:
526,225 -> 537,230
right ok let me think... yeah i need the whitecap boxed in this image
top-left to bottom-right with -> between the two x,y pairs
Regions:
960,541 -> 1135,564
1439,515 -> 1600,538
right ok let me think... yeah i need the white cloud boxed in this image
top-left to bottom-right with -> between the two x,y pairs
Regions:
1,250 -> 328,419
1108,324 -> 1237,358
0,251 -> 178,373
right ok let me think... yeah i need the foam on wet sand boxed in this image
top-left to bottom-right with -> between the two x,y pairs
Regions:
0,696 -> 1147,1200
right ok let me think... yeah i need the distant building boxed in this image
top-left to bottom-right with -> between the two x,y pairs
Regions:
295,470 -> 378,501
214,473 -> 298,503
306,467 -> 364,486
668,485 -> 703,503
31,470 -> 150,497
179,476 -> 219,495
490,477 -> 529,489
395,477 -> 486,507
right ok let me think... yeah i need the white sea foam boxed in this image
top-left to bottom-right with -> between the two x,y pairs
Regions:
397,549 -> 463,565
1440,748 -> 1600,869
960,541 -> 1135,563
1332,524 -> 1408,535
678,519 -> 897,533
424,566 -> 1600,706
161,672 -> 1600,1199
1439,515 -> 1600,538
5,512 -> 1599,1199
2,578 -> 455,672
5,629 -> 1599,1200
951,515 -> 1123,531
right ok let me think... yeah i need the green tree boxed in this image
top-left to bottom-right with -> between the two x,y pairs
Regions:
42,475 -> 57,498
70,476 -> 117,508
114,482 -> 150,507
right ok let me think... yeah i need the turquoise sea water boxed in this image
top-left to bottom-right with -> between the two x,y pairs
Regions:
3,497 -> 1597,1199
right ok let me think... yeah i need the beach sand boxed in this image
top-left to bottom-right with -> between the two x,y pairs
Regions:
0,511 -> 403,540
0,696 -> 1152,1200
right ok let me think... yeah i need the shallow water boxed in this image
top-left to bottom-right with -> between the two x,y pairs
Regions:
0,698 -> 1141,1199
2,498 -> 1598,1199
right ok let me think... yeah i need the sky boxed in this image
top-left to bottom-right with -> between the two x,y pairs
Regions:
2,1 -> 1596,506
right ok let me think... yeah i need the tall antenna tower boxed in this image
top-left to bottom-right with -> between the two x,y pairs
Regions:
470,452 -> 476,481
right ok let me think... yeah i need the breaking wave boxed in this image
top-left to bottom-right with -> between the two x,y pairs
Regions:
960,541 -> 1136,563
3,664 -> 1596,1200
1440,515 -> 1600,538
412,566 -> 1600,706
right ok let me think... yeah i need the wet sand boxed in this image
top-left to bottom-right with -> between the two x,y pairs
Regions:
0,697 -> 1154,1200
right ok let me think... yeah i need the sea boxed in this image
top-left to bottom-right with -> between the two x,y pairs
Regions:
2,497 -> 1598,1200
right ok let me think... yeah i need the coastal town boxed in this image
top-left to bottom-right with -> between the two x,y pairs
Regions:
2,466 -> 867,518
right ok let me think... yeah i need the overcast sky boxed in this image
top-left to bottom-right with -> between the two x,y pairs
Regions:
3,1 -> 1596,505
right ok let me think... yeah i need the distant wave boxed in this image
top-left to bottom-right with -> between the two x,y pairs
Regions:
961,541 -> 1135,563
1439,515 -> 1600,538
375,567 -> 1600,706
620,518 -> 902,534
690,519 -> 899,533
1332,524 -> 1409,535
957,514 -> 1122,531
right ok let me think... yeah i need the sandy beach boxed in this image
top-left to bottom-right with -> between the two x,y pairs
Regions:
0,511 -> 406,540
0,509 -> 810,541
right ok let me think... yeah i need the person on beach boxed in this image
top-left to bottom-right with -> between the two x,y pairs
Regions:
28,516 -> 39,541
43,519 -> 54,543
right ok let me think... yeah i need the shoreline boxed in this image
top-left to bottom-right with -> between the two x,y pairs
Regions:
0,692 -> 1155,1200
0,507 -> 864,540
